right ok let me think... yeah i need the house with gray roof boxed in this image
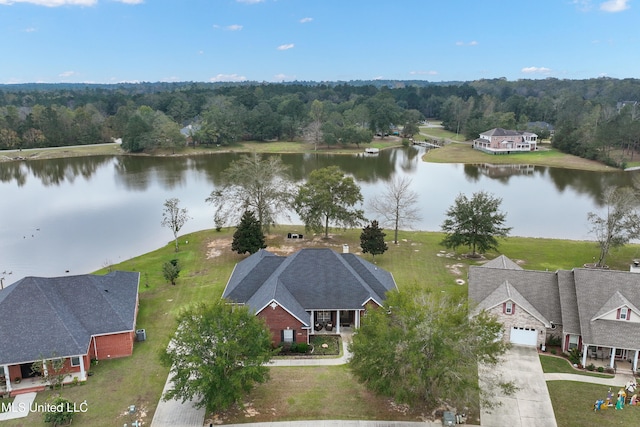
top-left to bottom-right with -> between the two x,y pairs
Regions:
222,248 -> 397,345
0,271 -> 139,396
469,256 -> 640,373
473,128 -> 538,154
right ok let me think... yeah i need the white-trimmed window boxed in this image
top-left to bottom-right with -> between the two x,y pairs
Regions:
317,311 -> 331,323
504,301 -> 514,315
568,335 -> 579,350
70,356 -> 81,367
282,329 -> 294,343
620,307 -> 629,320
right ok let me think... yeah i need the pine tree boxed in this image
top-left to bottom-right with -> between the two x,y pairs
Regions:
360,220 -> 388,259
232,211 -> 267,255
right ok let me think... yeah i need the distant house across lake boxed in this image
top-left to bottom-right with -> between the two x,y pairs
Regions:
473,128 -> 538,154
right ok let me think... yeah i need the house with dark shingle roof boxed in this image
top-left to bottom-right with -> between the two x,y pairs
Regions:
0,271 -> 139,396
473,128 -> 538,154
222,248 -> 397,345
469,255 -> 640,373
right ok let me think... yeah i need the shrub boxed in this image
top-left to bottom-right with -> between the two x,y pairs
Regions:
586,363 -> 596,371
567,348 -> 581,365
546,335 -> 562,347
605,367 -> 615,374
293,343 -> 309,353
597,366 -> 605,373
550,349 -> 557,355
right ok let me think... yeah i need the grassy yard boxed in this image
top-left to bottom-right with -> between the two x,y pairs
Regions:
3,227 -> 640,426
547,381 -> 637,427
424,142 -> 617,172
418,124 -> 468,143
539,355 -> 614,379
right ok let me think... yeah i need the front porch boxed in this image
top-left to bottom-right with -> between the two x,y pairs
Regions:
309,309 -> 361,336
0,372 -> 85,397
581,345 -> 640,375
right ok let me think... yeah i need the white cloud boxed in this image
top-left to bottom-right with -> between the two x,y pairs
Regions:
455,40 -> 478,46
277,43 -> 294,50
410,70 -> 438,76
469,40 -> 478,46
59,70 -> 76,77
600,0 -> 629,12
372,76 -> 383,80
300,17 -> 313,23
236,0 -> 264,3
0,0 -> 96,6
572,0 -> 593,12
273,73 -> 295,81
114,0 -> 143,4
521,66 -> 552,75
209,73 -> 247,82
226,24 -> 243,31
24,27 -> 37,32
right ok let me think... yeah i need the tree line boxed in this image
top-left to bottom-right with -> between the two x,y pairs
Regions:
2,77 -> 640,165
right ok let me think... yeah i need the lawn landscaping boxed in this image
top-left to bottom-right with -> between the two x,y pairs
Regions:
547,381 -> 638,427
3,226 -> 640,426
539,354 -> 614,379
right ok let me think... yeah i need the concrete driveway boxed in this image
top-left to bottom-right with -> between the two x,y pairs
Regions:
479,345 -> 557,427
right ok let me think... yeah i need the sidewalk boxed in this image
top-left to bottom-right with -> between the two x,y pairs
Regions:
544,372 -> 635,387
0,392 -> 37,421
267,337 -> 352,367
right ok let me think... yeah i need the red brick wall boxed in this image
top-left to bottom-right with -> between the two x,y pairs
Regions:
91,331 -> 134,360
258,304 -> 308,345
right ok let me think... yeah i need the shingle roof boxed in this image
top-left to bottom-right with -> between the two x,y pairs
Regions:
557,270 -> 580,335
0,271 -> 139,365
222,248 -> 397,326
473,280 -> 551,327
481,128 -> 523,137
481,255 -> 523,270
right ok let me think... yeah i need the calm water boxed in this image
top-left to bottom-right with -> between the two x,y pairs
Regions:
1,147 -> 637,281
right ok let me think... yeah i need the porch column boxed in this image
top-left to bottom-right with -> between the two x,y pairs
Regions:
42,359 -> 49,378
610,347 -> 616,369
310,310 -> 314,335
355,310 -> 360,329
79,357 -> 86,381
336,311 -> 340,334
581,344 -> 588,368
634,350 -> 639,372
3,365 -> 11,392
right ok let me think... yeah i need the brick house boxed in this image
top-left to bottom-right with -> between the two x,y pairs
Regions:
222,248 -> 397,345
0,271 -> 139,396
473,128 -> 538,154
469,255 -> 640,372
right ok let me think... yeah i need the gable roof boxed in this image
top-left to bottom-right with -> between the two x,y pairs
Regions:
481,255 -> 523,270
0,271 -> 139,365
223,248 -> 397,326
473,280 -> 551,327
592,291 -> 640,321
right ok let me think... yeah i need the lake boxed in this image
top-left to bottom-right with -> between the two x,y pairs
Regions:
1,147 -> 637,281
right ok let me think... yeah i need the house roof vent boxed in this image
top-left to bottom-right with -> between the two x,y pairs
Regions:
342,244 -> 349,254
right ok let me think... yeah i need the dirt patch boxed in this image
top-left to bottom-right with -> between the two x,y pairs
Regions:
206,238 -> 232,258
446,263 -> 465,276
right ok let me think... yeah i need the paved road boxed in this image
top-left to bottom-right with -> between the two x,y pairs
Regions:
150,372 -> 206,427
480,346 -> 557,427
219,421 -> 441,427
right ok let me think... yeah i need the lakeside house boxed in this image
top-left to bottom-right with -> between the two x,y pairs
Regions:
469,255 -> 640,373
222,247 -> 397,345
472,128 -> 538,154
0,271 -> 140,396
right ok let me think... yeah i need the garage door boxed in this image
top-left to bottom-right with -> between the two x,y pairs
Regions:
510,327 -> 537,346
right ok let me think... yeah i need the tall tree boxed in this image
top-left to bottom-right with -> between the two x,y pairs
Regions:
161,198 -> 190,252
205,153 -> 293,233
232,211 -> 267,255
293,166 -> 366,238
349,290 -> 512,411
587,186 -> 640,268
360,220 -> 388,259
369,177 -> 421,244
440,191 -> 511,257
161,301 -> 274,414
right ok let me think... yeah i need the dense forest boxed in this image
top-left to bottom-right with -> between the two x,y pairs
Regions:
1,78 -> 640,167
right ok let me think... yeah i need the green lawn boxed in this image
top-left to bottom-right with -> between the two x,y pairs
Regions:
540,354 -> 614,379
547,381 -> 637,427
4,228 -> 640,426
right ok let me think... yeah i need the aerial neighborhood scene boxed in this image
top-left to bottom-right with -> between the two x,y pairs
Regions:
3,1 -> 640,426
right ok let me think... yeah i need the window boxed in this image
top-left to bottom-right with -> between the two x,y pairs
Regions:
70,356 -> 81,367
568,335 -> 579,350
317,311 -> 331,323
620,307 -> 629,320
505,302 -> 514,315
282,329 -> 294,344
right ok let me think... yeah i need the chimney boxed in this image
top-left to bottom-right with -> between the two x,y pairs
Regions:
342,244 -> 349,254
631,260 -> 640,273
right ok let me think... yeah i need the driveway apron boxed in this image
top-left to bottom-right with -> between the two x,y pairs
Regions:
480,345 -> 557,427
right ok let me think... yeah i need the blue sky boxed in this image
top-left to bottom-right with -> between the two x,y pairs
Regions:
0,0 -> 638,84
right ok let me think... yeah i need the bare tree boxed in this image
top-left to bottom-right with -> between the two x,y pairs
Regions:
161,198 -> 190,252
369,177 -> 421,244
588,186 -> 640,268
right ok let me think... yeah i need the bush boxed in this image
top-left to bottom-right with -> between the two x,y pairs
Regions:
597,366 -> 605,373
550,349 -> 557,355
292,343 -> 309,353
546,335 -> 562,347
567,348 -> 581,365
586,363 -> 596,371
605,367 -> 615,374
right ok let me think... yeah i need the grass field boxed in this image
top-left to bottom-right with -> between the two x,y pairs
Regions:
539,355 -> 614,379
3,227 -> 640,426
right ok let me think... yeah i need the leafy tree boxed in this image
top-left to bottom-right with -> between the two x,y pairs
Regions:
588,186 -> 640,268
349,290 -> 512,412
162,259 -> 181,285
160,301 -> 274,414
206,153 -> 293,233
360,220 -> 388,259
161,198 -> 190,252
43,395 -> 75,426
232,211 -> 266,255
440,191 -> 511,257
198,96 -> 246,146
369,177 -> 421,244
31,355 -> 71,390
293,166 -> 366,238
